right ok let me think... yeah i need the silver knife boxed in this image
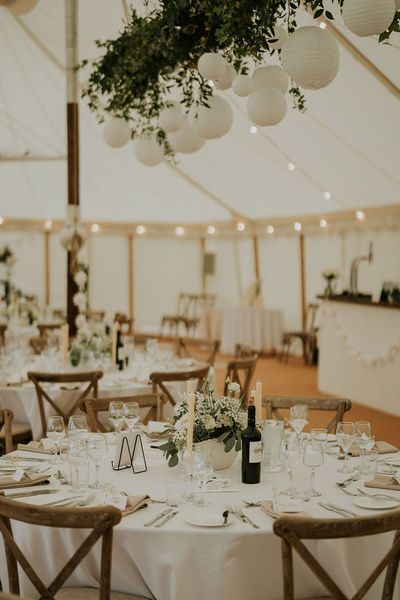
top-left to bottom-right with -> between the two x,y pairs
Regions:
5,489 -> 57,499
318,502 -> 354,518
143,508 -> 172,527
242,513 -> 260,529
326,503 -> 357,517
155,510 -> 178,528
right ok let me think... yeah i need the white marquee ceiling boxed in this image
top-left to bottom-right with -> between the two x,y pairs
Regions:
0,0 -> 399,226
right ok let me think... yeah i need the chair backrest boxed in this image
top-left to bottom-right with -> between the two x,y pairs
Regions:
0,409 -> 13,454
306,303 -> 319,332
0,495 -> 121,600
37,322 -> 64,341
235,343 -> 259,359
27,370 -> 103,438
114,313 -> 134,335
132,332 -> 158,346
273,512 -> 400,600
224,355 -> 258,409
0,325 -> 7,347
262,396 -> 352,433
84,393 -> 162,432
29,336 -> 46,355
86,310 -> 106,323
150,365 -> 210,412
176,337 -> 220,366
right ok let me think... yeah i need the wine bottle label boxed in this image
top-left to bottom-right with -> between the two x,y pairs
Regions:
117,347 -> 126,361
249,441 -> 262,463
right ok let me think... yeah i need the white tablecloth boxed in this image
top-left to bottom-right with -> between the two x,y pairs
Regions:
0,445 -> 398,600
198,307 -> 284,355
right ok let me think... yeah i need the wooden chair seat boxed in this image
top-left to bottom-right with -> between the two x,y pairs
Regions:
56,587 -> 149,600
1,421 -> 31,438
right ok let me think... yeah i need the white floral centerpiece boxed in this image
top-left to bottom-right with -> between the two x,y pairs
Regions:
160,380 -> 247,469
69,322 -> 111,366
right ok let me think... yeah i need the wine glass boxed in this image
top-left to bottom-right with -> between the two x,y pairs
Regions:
124,402 -> 140,432
68,415 -> 89,439
336,421 -> 355,473
279,435 -> 301,497
108,401 -> 125,439
46,415 -> 65,463
355,421 -> 374,473
289,405 -> 309,441
87,434 -> 108,489
193,460 -> 214,506
68,437 -> 89,492
303,441 -> 324,497
311,428 -> 328,452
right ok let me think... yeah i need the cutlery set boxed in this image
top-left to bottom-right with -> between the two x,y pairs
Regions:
225,504 -> 260,529
318,502 -> 357,518
143,508 -> 178,528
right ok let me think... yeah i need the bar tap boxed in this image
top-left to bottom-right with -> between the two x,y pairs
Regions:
349,242 -> 373,296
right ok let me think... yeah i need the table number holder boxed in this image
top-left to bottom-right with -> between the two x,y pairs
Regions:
112,432 -> 148,475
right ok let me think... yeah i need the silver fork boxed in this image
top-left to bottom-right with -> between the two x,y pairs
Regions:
356,488 -> 400,502
234,505 -> 260,529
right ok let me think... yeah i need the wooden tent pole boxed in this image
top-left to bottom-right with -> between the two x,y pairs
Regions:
199,237 -> 206,295
299,234 -> 307,329
44,231 -> 50,306
65,0 -> 79,335
252,235 -> 260,282
128,234 -> 134,321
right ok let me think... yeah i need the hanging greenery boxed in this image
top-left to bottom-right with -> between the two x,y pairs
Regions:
81,0 -> 399,159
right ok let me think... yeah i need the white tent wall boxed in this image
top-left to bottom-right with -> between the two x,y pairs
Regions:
2,227 -> 399,341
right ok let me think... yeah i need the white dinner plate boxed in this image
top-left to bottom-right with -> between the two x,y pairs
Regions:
185,512 -> 233,527
384,457 -> 400,467
353,497 -> 400,510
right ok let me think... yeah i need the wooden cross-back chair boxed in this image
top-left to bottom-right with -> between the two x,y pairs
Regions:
281,302 -> 319,365
114,313 -> 134,335
84,393 -> 162,432
0,324 -> 7,348
27,371 -> 103,438
176,337 -> 220,367
37,322 -> 64,341
85,310 -> 106,323
150,365 -> 210,411
273,512 -> 400,600
0,495 -> 147,600
0,409 -> 14,455
224,355 -> 258,409
235,343 -> 259,359
262,396 -> 352,433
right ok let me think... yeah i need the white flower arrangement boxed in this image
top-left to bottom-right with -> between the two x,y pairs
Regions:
69,322 -> 111,366
160,380 -> 247,467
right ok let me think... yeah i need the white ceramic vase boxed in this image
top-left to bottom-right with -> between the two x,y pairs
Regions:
195,438 -> 238,471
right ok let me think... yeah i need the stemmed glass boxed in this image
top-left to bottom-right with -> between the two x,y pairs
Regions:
87,434 -> 108,489
303,441 -> 324,497
336,421 -> 355,473
68,415 -> 89,439
355,421 -> 374,473
108,401 -> 125,440
124,402 -> 140,432
289,405 -> 309,444
46,416 -> 65,463
279,435 -> 301,497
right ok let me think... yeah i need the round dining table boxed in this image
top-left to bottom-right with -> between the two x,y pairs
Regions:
0,441 -> 398,600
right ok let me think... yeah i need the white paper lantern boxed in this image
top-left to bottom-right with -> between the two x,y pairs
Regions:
269,26 -> 289,50
247,86 -> 286,126
343,0 -> 395,36
189,95 -> 233,140
168,117 -> 205,154
8,0 -> 38,14
60,225 -> 87,253
232,74 -> 254,97
215,64 -> 236,90
103,117 -> 131,148
159,101 -> 184,133
280,26 -> 339,90
133,136 -> 164,166
197,53 -> 227,81
252,65 -> 290,95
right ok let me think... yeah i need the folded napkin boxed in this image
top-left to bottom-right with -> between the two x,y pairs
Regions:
0,473 -> 50,490
365,474 -> 400,492
260,501 -> 308,519
348,441 -> 398,457
18,442 -> 55,455
121,494 -> 149,517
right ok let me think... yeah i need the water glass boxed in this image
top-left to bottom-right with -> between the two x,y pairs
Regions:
279,435 -> 301,497
166,475 -> 186,507
108,401 -> 125,436
68,415 -> 89,439
336,422 -> 355,473
87,434 -> 108,489
68,438 -> 89,492
311,428 -> 328,446
303,441 -> 324,497
46,415 -> 65,463
124,402 -> 140,432
361,450 -> 378,475
262,420 -> 284,473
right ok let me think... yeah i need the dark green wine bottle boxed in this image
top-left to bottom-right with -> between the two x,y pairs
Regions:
241,405 -> 262,484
